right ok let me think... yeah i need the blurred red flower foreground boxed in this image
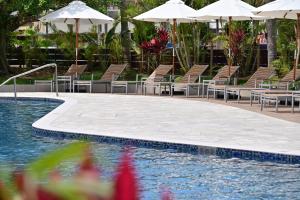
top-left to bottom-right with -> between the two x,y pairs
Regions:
0,142 -> 173,200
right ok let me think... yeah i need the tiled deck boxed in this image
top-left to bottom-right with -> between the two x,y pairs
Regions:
1,92 -> 300,157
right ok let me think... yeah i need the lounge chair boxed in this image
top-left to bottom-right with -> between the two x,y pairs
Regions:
64,64 -> 87,78
258,89 -> 300,113
111,64 -> 173,95
250,68 -> 300,105
73,63 -> 127,93
205,65 -> 240,98
35,64 -> 87,92
272,68 -> 300,89
142,64 -> 173,95
170,65 -> 209,97
292,91 -> 300,113
223,67 -> 276,102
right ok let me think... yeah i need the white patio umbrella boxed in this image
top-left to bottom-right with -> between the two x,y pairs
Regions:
253,0 -> 300,80
40,0 -> 114,66
133,0 -> 199,74
190,0 -> 265,76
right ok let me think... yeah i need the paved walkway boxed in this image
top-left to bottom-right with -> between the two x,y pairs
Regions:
176,97 -> 300,124
1,92 -> 300,156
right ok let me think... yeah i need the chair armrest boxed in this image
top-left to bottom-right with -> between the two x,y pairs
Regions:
203,80 -> 215,85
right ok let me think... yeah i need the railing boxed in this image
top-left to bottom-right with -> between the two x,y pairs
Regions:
0,63 -> 58,98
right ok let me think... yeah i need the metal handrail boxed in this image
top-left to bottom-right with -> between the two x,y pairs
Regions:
0,63 -> 58,98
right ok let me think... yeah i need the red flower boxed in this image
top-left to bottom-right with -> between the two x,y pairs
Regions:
113,148 -> 139,200
36,186 -> 62,200
160,187 -> 174,200
13,171 -> 25,193
76,147 -> 101,180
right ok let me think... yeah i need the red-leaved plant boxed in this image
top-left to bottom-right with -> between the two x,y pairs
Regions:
140,28 -> 169,54
229,29 -> 246,61
0,143 -> 174,200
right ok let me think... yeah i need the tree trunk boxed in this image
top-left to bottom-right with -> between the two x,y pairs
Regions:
120,0 -> 132,65
265,0 -> 277,67
0,25 -> 9,75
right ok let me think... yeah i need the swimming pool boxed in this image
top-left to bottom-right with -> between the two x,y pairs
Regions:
1,99 -> 300,199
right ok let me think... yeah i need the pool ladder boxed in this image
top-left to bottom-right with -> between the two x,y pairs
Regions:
0,63 -> 59,99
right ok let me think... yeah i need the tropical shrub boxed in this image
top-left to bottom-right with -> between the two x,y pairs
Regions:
0,142 -> 173,200
140,28 -> 169,71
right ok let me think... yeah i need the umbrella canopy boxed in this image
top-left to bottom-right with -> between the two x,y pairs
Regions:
40,1 -> 113,25
190,0 -> 265,76
133,0 -> 199,74
253,0 -> 300,81
40,1 -> 113,67
190,0 -> 263,21
133,0 -> 198,23
253,0 -> 300,19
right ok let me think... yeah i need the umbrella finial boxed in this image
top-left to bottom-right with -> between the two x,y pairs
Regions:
69,1 -> 86,6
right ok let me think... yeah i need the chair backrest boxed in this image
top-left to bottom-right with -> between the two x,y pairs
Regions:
244,67 -> 275,88
280,69 -> 300,82
65,64 -> 87,77
146,64 -> 173,82
100,64 -> 127,81
213,65 -> 239,80
180,65 -> 209,83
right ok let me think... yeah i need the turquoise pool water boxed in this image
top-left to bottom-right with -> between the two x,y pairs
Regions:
1,99 -> 300,199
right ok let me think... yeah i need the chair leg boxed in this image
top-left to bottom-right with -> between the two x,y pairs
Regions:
292,97 -> 294,113
207,88 -> 209,99
260,97 -> 264,111
276,97 -> 279,112
186,86 -> 189,97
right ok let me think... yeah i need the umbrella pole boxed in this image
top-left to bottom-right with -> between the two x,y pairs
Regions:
172,19 -> 177,76
228,16 -> 232,77
141,49 -> 144,73
75,18 -> 79,67
294,13 -> 300,81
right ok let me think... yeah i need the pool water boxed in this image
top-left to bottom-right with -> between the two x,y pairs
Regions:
1,99 -> 300,199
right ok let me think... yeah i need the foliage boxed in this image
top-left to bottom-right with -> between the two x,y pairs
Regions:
276,19 -> 296,69
176,22 -> 210,73
0,0 -> 120,74
132,21 -> 156,51
50,31 -> 76,60
1,0 -> 300,79
0,142 -> 173,200
229,28 -> 246,66
103,22 -> 124,64
139,28 -> 169,71
140,28 -> 169,54
108,34 -> 124,64
272,58 -> 290,78
13,28 -> 51,68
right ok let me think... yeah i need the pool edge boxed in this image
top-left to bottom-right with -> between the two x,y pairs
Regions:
2,95 -> 300,165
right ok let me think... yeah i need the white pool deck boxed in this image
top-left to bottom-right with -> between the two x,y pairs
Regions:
1,92 -> 300,156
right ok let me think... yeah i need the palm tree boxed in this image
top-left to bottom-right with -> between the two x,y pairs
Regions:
264,0 -> 277,67
120,0 -> 132,65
